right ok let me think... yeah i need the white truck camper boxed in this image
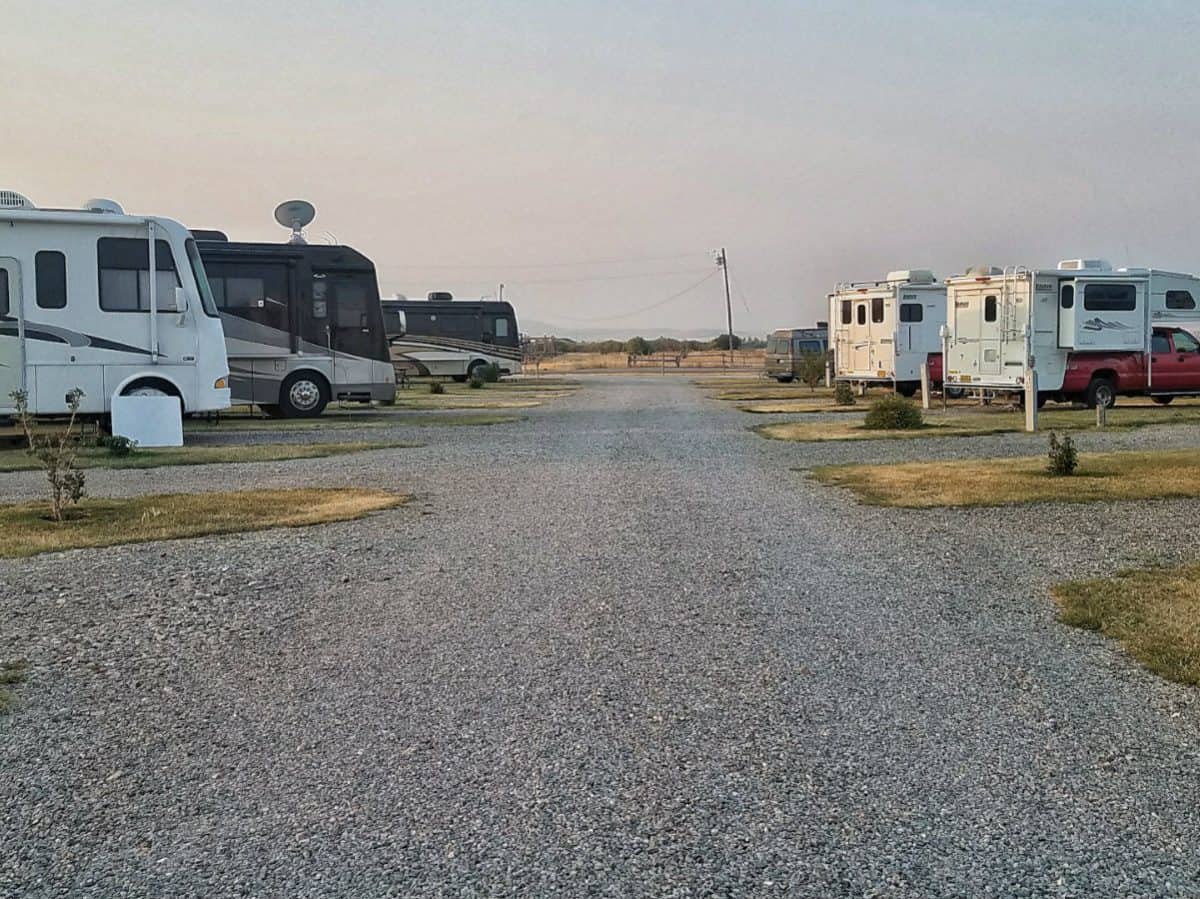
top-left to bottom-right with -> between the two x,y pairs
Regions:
944,260 -> 1200,405
828,270 -> 946,395
0,192 -> 231,418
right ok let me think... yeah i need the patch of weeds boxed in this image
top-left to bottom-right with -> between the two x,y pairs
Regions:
834,382 -> 856,406
863,395 -> 922,430
1047,432 -> 1078,476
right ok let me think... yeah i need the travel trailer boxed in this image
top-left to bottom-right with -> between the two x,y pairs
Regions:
382,293 -> 522,380
944,260 -> 1200,407
828,270 -> 946,396
192,203 -> 395,417
0,192 -> 230,418
763,325 -> 828,383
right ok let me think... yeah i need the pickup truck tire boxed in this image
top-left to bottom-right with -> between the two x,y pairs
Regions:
896,382 -> 918,398
1085,377 -> 1117,409
775,375 -> 795,383
1152,395 -> 1175,406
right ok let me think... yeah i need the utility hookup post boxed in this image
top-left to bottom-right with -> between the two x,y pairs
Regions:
715,248 -> 733,370
1024,368 -> 1038,433
920,363 -> 931,411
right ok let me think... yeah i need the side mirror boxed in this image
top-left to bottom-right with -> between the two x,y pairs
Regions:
174,287 -> 189,313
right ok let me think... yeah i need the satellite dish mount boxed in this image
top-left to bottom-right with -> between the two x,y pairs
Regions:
274,200 -> 316,245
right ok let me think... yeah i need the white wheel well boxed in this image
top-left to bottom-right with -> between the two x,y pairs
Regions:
115,375 -> 185,411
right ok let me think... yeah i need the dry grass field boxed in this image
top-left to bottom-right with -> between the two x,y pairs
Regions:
0,488 -> 408,558
0,441 -> 413,472
528,350 -> 764,373
1054,565 -> 1200,686
811,448 -> 1200,508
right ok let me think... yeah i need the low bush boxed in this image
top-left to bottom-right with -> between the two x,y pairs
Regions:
429,381 -> 446,395
863,396 -> 922,430
480,363 -> 502,384
467,376 -> 484,389
834,382 -> 856,406
1047,432 -> 1078,476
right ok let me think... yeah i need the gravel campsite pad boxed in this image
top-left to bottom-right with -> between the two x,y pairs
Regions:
4,375 -> 1200,897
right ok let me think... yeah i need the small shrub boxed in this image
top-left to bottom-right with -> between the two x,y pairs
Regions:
834,382 -> 856,406
863,395 -> 923,430
480,363 -> 502,383
467,376 -> 484,389
429,381 -> 446,395
10,388 -> 87,521
799,352 -> 826,392
1047,432 -> 1078,477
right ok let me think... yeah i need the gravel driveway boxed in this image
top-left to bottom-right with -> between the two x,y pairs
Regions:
4,375 -> 1200,898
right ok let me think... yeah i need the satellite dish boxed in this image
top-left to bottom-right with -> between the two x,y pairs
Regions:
273,200 -> 316,245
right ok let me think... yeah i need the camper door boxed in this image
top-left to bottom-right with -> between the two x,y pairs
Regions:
1057,279 -> 1076,348
0,259 -> 23,406
1075,280 -> 1143,350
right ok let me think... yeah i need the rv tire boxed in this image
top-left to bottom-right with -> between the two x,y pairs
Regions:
1085,377 -> 1117,410
467,360 -> 489,381
121,379 -> 183,412
279,372 -> 329,418
1152,395 -> 1175,406
775,375 -> 795,384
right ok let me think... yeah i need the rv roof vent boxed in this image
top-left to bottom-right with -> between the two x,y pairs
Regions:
428,291 -> 453,301
886,269 -> 935,285
1057,258 -> 1111,271
85,198 -> 125,215
965,265 -> 1003,277
0,190 -> 35,209
1117,267 -> 1149,275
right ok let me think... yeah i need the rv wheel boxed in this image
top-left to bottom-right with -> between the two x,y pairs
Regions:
467,360 -> 489,381
1085,377 -> 1117,410
279,373 -> 329,418
775,375 -> 795,384
1152,395 -> 1175,406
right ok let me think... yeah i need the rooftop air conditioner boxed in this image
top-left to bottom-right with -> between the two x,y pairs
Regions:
1057,259 -> 1111,271
886,269 -> 936,285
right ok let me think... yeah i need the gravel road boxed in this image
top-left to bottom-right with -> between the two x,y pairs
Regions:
4,375 -> 1200,898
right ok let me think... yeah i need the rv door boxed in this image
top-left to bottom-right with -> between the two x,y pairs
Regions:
1057,279 -> 1076,349
0,259 -> 23,406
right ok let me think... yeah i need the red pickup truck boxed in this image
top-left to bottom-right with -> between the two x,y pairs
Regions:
1057,326 -> 1200,407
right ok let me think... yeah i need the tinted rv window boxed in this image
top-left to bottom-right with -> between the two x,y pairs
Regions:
1060,285 -> 1074,309
97,238 -> 181,312
840,300 -> 852,324
984,295 -> 997,322
35,251 -> 67,309
795,339 -> 823,353
316,271 -> 385,361
871,298 -> 884,323
0,269 -> 8,317
899,303 -> 923,323
1166,290 -> 1196,310
856,304 -> 866,325
206,263 -> 289,332
1083,283 -> 1136,312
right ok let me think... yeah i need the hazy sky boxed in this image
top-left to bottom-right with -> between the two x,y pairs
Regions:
7,0 -> 1200,336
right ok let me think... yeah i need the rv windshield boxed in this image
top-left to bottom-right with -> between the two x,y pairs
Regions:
186,239 -> 220,318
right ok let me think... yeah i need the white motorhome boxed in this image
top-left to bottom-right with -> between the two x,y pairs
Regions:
828,270 -> 946,395
944,260 -> 1200,406
0,192 -> 231,417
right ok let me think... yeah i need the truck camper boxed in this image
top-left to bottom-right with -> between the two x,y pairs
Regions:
0,191 -> 230,418
944,260 -> 1200,407
828,270 -> 946,395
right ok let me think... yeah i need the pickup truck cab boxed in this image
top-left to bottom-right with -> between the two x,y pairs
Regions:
1057,326 -> 1200,407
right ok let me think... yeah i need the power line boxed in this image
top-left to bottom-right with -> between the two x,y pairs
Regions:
549,270 -> 721,323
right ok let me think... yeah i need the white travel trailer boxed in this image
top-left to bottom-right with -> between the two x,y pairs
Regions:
0,192 -> 231,417
828,270 -> 946,395
944,260 -> 1200,406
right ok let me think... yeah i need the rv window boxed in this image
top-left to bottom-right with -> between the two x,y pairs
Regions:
1174,330 -> 1200,353
1166,290 -> 1196,310
1152,332 -> 1171,354
984,295 -> 997,322
1083,283 -> 1136,312
899,303 -> 923,323
35,251 -> 67,309
494,317 -> 509,339
795,339 -> 823,354
1060,285 -> 1074,309
316,272 -> 385,360
856,304 -> 866,325
871,298 -> 884,323
0,270 -> 8,317
205,263 -> 289,332
185,239 -> 220,318
98,238 -> 182,312
840,300 -> 852,325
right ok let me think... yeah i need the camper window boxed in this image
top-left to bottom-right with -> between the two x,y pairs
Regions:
1166,290 -> 1196,310
206,263 -> 289,331
984,295 -> 997,322
871,298 -> 884,323
98,238 -> 182,312
899,303 -> 923,323
0,270 -> 8,317
1060,285 -> 1074,309
1174,330 -> 1200,353
856,304 -> 866,325
35,251 -> 67,309
840,300 -> 852,325
494,317 -> 509,338
1083,284 -> 1136,312
185,239 -> 220,318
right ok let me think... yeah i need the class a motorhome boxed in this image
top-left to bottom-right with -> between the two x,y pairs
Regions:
191,202 -> 396,417
828,270 -> 946,395
944,260 -> 1200,406
382,293 -> 522,380
0,191 -> 231,417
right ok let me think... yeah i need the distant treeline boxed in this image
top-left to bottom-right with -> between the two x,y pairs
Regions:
531,334 -> 766,355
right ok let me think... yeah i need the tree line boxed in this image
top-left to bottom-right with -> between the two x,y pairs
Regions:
539,334 -> 765,356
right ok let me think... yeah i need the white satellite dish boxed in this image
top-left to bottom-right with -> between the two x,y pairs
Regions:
273,200 -> 316,245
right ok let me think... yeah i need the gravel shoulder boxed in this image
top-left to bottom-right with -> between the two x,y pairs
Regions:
4,375 -> 1200,897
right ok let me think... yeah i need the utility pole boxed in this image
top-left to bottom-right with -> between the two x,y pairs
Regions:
715,248 -> 734,369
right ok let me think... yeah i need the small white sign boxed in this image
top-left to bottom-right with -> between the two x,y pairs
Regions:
111,395 -> 183,448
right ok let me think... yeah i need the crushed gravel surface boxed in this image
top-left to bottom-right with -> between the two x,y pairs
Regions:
4,375 -> 1200,897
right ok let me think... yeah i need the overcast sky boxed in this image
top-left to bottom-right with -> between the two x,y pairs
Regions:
7,0 -> 1200,336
